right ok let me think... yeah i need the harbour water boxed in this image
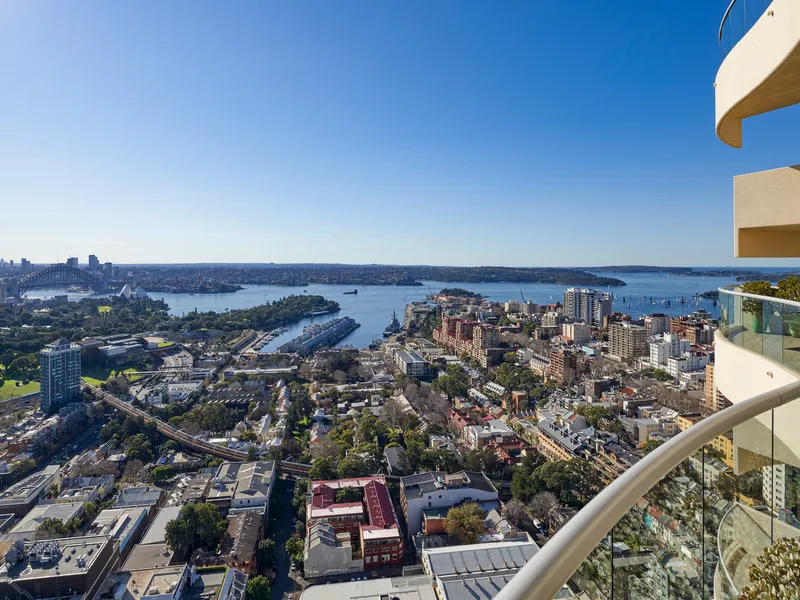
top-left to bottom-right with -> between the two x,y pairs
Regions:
28,271 -> 741,350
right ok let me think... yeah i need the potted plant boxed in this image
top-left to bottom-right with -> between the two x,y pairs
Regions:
776,276 -> 800,337
740,280 -> 776,333
739,536 -> 800,600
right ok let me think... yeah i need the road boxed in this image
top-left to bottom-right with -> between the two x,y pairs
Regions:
271,482 -> 302,600
47,417 -> 108,466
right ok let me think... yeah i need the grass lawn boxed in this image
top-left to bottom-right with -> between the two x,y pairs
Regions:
98,306 -> 112,314
156,341 -> 173,348
82,365 -> 142,386
0,379 -> 40,401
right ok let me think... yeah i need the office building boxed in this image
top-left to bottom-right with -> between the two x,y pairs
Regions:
0,465 -> 60,516
0,536 -> 117,600
88,254 -> 100,270
421,540 -> 539,600
66,257 -> 78,268
563,288 -> 612,327
40,338 -> 81,413
609,322 -> 649,361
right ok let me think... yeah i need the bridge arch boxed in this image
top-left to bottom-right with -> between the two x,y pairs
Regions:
18,265 -> 103,294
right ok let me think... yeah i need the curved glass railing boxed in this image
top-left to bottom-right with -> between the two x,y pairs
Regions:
718,285 -> 800,375
495,378 -> 800,600
719,0 -> 771,55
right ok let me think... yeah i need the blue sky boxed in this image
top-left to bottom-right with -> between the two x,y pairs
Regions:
1,1 -> 798,267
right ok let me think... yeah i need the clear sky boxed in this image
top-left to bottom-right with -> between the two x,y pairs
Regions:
2,1 -> 799,267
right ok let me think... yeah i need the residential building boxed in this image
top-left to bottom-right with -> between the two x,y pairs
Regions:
395,348 -> 430,377
536,411 -> 594,461
593,441 -> 640,482
763,463 -> 800,512
704,363 -> 731,414
57,474 -> 114,504
221,509 -> 263,574
304,521 -> 364,579
563,287 -> 612,327
609,323 -> 649,360
619,417 -> 659,448
307,476 -> 403,569
114,485 -> 165,510
561,322 -> 591,344
40,338 -> 81,413
666,350 -> 711,379
644,313 -> 670,336
400,471 -> 498,537
649,333 -> 691,367
548,349 -> 577,385
433,315 -> 504,368
462,420 -> 516,450
483,381 -> 507,397
208,461 -> 276,513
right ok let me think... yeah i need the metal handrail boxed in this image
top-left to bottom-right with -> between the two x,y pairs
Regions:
717,503 -> 741,597
494,378 -> 800,600
719,284 -> 800,309
719,0 -> 738,48
719,0 -> 772,54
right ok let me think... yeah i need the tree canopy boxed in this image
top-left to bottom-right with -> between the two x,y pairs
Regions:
445,503 -> 486,544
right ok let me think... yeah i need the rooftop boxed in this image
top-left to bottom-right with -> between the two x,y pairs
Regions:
122,542 -> 174,571
95,564 -> 187,600
401,471 -> 498,500
1,535 -> 110,581
300,575 -> 436,600
0,465 -> 59,502
140,505 -> 182,545
10,502 -> 84,534
89,507 -> 149,545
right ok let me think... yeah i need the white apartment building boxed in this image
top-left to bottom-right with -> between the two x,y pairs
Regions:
667,351 -> 711,379
762,463 -> 799,512
561,322 -> 591,344
400,471 -> 499,537
649,333 -> 691,367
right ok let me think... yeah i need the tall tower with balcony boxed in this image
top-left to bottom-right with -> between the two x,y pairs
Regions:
40,338 -> 81,413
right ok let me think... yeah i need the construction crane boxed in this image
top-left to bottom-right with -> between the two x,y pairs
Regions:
520,289 -> 526,303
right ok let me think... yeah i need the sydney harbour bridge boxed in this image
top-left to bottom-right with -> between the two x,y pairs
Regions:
16,264 -> 105,294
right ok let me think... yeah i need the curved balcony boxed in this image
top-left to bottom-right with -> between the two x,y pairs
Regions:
715,0 -> 800,148
492,346 -> 800,599
718,285 -> 800,375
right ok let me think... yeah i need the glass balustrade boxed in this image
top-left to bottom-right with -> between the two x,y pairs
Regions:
564,400 -> 800,599
719,286 -> 800,374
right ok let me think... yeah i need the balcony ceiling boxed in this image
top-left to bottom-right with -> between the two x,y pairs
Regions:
715,0 -> 800,148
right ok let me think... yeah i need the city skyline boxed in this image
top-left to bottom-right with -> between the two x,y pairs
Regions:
2,1 -> 799,266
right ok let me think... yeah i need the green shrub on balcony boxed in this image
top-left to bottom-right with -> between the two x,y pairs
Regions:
739,536 -> 800,600
776,276 -> 800,337
740,281 -> 776,333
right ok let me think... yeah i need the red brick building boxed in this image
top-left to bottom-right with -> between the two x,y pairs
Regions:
307,476 -> 403,569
